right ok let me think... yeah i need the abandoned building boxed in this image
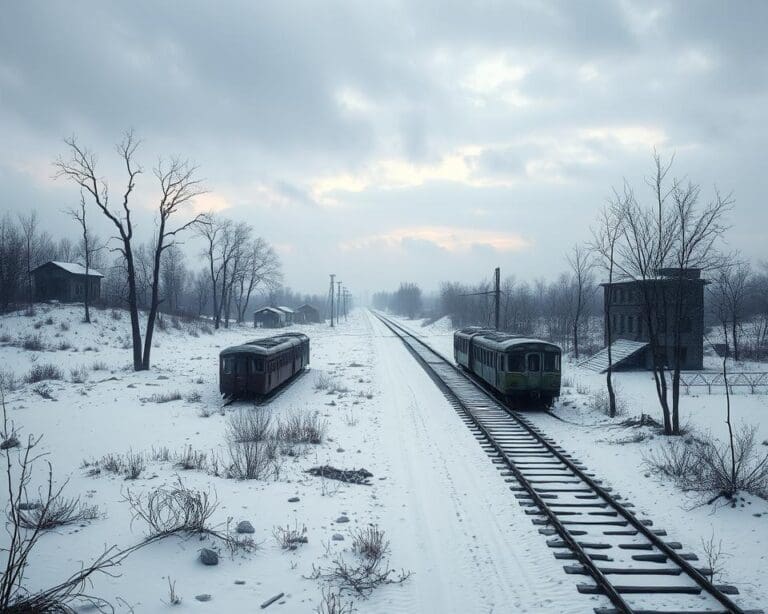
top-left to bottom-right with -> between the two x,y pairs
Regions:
31,261 -> 103,303
275,305 -> 295,325
253,306 -> 287,328
295,304 -> 320,324
584,268 -> 707,372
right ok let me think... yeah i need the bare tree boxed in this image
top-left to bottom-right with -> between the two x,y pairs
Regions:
142,158 -> 205,368
160,244 -> 189,315
709,259 -> 750,362
614,153 -> 731,435
65,193 -> 103,323
17,212 -> 38,306
0,215 -> 25,312
566,244 -> 594,359
590,199 -> 625,417
234,237 -> 282,323
55,132 -> 144,369
56,132 -> 204,370
56,237 -> 74,262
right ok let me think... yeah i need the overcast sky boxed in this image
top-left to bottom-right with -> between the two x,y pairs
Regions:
1,1 -> 766,296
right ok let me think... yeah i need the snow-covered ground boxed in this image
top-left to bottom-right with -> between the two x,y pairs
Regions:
396,313 -> 768,610
2,304 -> 626,613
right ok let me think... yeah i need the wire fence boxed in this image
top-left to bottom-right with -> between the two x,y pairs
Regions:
679,371 -> 768,395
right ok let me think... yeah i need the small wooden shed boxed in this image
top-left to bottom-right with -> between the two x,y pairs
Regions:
295,304 -> 320,324
31,261 -> 103,303
276,306 -> 295,325
253,306 -> 286,328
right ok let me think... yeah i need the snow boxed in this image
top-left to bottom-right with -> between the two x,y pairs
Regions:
43,261 -> 105,277
2,304 -> 766,612
401,313 -> 768,610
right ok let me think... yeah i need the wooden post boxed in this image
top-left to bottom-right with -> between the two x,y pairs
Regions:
494,267 -> 500,330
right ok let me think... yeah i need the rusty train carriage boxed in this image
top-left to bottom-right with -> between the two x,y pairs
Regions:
219,333 -> 310,398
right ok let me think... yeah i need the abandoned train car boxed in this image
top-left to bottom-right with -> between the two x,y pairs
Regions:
219,333 -> 310,398
454,328 -> 562,406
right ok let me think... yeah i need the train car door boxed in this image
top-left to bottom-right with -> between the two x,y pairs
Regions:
526,351 -> 542,392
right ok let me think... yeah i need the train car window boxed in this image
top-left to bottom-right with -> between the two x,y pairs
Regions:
222,358 -> 235,374
507,353 -> 524,372
251,358 -> 264,373
543,352 -> 559,372
527,353 -> 541,372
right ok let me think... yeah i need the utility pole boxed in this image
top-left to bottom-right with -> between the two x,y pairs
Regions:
494,266 -> 500,330
329,274 -> 335,327
336,281 -> 342,324
343,288 -> 348,320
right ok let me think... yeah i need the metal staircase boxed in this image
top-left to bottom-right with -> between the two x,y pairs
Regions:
579,340 -> 649,373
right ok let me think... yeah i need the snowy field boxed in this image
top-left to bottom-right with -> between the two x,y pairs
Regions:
1,304 -> 620,614
396,314 -> 768,610
1,304 -> 766,612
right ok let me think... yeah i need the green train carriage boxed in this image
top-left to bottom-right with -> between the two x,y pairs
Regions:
453,328 -> 561,406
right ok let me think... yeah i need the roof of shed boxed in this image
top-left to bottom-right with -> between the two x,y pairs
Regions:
33,261 -> 104,277
253,306 -> 285,316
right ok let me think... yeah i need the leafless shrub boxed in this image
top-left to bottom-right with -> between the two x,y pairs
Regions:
33,321 -> 43,330
124,477 -> 217,539
156,316 -> 169,332
175,446 -> 207,471
592,386 -> 626,416
700,532 -> 729,582
25,363 -> 62,383
315,588 -> 354,614
314,374 -> 348,393
345,411 -> 358,427
18,495 -> 99,530
20,333 -> 45,351
70,366 -> 89,384
273,521 -> 308,550
83,450 -> 145,479
276,410 -> 326,445
0,387 -> 130,613
164,577 -> 182,606
645,426 -> 768,500
184,390 -> 202,403
146,391 -> 182,403
0,369 -> 19,391
228,409 -> 272,443
315,588 -> 355,614
32,383 -> 55,400
0,332 -> 11,343
309,524 -> 411,597
44,317 -> 54,326
171,317 -> 182,330
58,321 -> 70,332
561,375 -> 574,388
198,406 -> 215,418
150,446 -> 172,462
575,381 -> 590,396
226,438 -> 279,480
200,323 -> 213,335
352,525 -> 388,561
125,451 -> 145,480
56,340 -> 72,351
110,309 -> 122,321
91,360 -> 108,371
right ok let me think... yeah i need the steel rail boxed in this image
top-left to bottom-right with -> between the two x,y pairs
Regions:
374,311 -> 750,614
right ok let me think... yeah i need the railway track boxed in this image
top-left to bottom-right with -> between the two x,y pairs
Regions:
373,311 -> 761,614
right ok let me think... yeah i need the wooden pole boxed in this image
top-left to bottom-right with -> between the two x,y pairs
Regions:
494,267 -> 500,330
329,274 -> 335,327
